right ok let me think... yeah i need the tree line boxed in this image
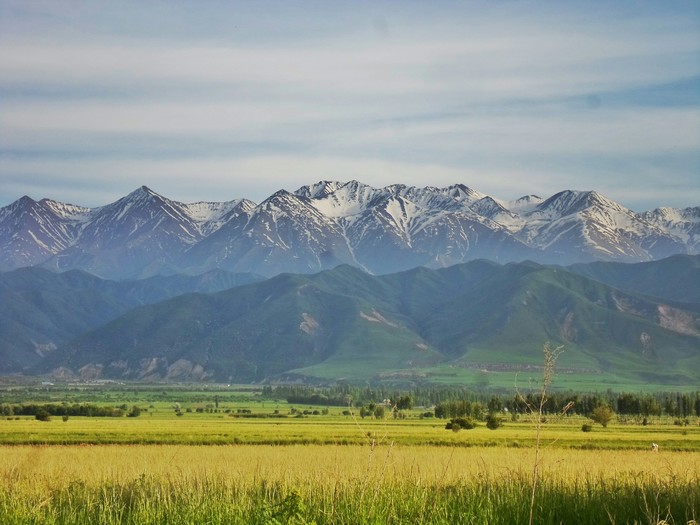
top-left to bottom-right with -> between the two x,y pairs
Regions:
1,403 -> 141,418
262,385 -> 700,418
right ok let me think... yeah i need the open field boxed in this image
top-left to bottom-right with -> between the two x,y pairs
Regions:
1,384 -> 699,523
1,444 -> 698,524
1,412 -> 700,451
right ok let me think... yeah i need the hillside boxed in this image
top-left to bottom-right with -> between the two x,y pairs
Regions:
34,259 -> 700,387
0,268 -> 261,373
569,254 -> 700,304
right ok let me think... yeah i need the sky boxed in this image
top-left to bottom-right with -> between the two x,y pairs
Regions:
1,0 -> 699,211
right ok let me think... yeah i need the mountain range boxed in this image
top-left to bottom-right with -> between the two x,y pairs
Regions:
2,181 -> 698,389
2,181 -> 698,279
1,255 -> 697,388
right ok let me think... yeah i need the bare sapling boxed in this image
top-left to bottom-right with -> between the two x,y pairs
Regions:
515,342 -> 565,525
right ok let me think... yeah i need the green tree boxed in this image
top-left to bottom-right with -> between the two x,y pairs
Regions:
485,412 -> 502,430
487,396 -> 503,413
394,395 -> 413,411
35,409 -> 51,422
590,405 -> 614,427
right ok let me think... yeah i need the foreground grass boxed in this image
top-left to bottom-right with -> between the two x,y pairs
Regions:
1,445 -> 698,524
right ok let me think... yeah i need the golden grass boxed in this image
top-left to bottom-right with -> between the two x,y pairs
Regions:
1,444 -> 698,524
2,444 -> 698,490
1,413 -> 698,450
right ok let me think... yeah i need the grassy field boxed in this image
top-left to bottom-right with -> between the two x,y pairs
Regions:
1,385 -> 699,523
1,411 -> 699,451
1,444 -> 698,524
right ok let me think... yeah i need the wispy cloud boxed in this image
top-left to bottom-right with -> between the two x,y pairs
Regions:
1,1 -> 698,209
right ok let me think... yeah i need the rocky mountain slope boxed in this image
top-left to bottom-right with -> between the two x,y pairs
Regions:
1,182 -> 697,278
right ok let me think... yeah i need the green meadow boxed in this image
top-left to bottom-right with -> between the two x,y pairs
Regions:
0,383 -> 698,523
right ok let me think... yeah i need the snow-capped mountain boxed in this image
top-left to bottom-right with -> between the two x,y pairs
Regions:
515,190 -> 687,262
639,207 -> 700,255
0,196 -> 89,270
181,190 -> 353,275
296,181 -> 532,273
38,186 -> 205,278
0,181 -> 697,278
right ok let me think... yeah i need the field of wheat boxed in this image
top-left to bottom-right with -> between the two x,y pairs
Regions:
1,443 -> 698,524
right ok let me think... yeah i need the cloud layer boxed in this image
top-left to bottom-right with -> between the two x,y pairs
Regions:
1,1 -> 699,209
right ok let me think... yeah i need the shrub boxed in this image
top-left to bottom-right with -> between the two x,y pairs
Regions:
445,417 -> 476,431
485,413 -> 502,430
35,409 -> 51,422
62,415 -> 69,422
581,423 -> 592,432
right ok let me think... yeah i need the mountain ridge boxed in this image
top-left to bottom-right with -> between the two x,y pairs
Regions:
24,256 -> 700,387
2,181 -> 697,279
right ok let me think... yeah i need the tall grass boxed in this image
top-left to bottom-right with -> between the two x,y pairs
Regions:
1,445 -> 697,524
2,470 -> 698,524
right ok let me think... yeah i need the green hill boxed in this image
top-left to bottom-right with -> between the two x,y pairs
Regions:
0,267 -> 261,373
569,254 -> 700,303
36,259 -> 700,388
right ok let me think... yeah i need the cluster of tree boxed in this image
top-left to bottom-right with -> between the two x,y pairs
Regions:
264,385 -> 353,407
1,403 -> 141,418
434,399 -> 485,420
358,403 -> 386,419
509,391 -> 700,418
261,385 -> 700,420
433,392 -> 700,419
263,384 -> 417,410
435,398 -> 504,431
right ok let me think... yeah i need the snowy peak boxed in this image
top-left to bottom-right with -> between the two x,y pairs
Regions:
294,180 -> 345,199
444,183 -> 485,203
183,198 -> 256,235
508,195 -> 543,214
1,181 -> 697,277
306,180 -> 382,218
39,199 -> 90,221
13,195 -> 36,210
534,190 -> 622,218
470,196 -> 508,218
84,186 -> 201,244
0,195 -> 88,270
515,189 -> 688,262
301,181 -> 485,220
642,206 -> 700,224
640,206 -> 700,252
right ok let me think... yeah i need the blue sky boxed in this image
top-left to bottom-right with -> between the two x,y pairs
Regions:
1,0 -> 699,210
